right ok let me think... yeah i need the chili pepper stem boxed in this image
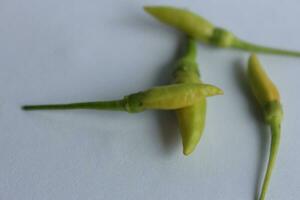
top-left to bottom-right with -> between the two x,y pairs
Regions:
234,39 -> 300,57
259,123 -> 281,200
22,100 -> 126,111
183,38 -> 197,60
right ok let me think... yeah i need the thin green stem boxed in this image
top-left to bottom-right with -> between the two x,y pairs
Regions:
22,100 -> 126,111
183,38 -> 197,60
259,123 -> 281,200
233,39 -> 300,57
174,37 -> 200,78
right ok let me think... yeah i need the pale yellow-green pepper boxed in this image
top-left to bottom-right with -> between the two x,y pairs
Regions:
173,38 -> 207,155
144,6 -> 300,57
248,54 -> 283,200
22,83 -> 223,112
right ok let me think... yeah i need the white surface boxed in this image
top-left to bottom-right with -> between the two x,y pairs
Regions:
1,0 -> 300,199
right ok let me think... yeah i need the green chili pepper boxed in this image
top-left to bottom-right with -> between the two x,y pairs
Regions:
248,54 -> 283,200
144,6 -> 300,57
22,83 -> 223,113
173,38 -> 207,155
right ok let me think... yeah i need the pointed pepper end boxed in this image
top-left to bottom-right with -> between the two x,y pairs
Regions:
248,53 -> 262,80
248,53 -> 259,67
143,6 -> 156,15
216,87 -> 224,95
183,146 -> 195,156
143,6 -> 169,17
248,53 -> 262,77
204,84 -> 224,97
182,140 -> 197,156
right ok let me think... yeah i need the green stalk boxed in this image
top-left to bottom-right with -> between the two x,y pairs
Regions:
259,123 -> 281,200
234,39 -> 300,57
183,38 -> 197,60
22,100 -> 126,111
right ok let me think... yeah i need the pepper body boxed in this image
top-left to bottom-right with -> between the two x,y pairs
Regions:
137,83 -> 214,110
144,6 -> 214,43
248,54 -> 283,200
248,55 -> 280,107
145,6 -> 300,57
173,38 -> 207,155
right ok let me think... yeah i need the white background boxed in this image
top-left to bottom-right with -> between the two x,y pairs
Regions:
1,0 -> 300,199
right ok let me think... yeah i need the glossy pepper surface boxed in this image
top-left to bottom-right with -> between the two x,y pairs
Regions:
248,54 -> 283,200
23,83 -> 223,112
173,38 -> 207,155
144,6 -> 300,57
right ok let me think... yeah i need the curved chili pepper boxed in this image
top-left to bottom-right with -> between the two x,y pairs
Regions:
144,6 -> 300,57
22,83 -> 223,112
248,54 -> 283,200
173,38 -> 207,155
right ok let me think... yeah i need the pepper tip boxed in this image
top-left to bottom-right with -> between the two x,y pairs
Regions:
143,6 -> 153,13
249,53 -> 258,63
183,146 -> 195,156
211,86 -> 224,96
